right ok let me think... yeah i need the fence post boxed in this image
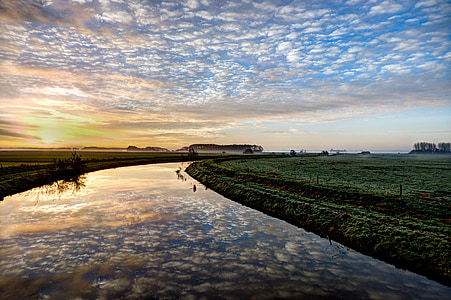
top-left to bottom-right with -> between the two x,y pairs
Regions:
399,184 -> 402,196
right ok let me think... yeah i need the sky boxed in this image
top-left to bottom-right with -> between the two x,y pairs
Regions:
0,0 -> 450,151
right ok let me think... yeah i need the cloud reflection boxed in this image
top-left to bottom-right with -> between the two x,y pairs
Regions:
0,163 -> 449,299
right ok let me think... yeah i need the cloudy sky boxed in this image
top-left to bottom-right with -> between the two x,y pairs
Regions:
1,0 -> 450,151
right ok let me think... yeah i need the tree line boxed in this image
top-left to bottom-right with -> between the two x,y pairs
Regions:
189,144 -> 264,153
413,142 -> 451,153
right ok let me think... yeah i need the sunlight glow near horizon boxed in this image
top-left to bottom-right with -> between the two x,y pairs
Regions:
0,0 -> 450,151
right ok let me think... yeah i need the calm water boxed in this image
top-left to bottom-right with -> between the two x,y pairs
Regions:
0,163 -> 449,299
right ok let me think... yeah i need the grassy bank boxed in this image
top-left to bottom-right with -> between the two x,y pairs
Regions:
0,150 -> 222,199
185,155 -> 450,286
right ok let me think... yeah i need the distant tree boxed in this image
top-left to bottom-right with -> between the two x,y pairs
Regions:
438,142 -> 451,152
290,150 -> 296,156
243,148 -> 254,154
189,144 -> 263,153
412,142 -> 451,152
413,142 -> 437,152
188,147 -> 198,158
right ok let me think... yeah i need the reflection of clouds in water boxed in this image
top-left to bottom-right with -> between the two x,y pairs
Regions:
0,163 -> 449,299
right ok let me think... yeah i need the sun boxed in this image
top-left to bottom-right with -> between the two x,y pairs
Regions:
38,128 -> 63,145
34,124 -> 64,146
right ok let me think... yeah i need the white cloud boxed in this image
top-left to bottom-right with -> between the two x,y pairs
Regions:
303,26 -> 322,33
286,50 -> 301,63
346,0 -> 363,5
309,45 -> 326,53
369,1 -> 404,15
0,0 -> 450,147
253,1 -> 277,12
96,10 -> 133,24
72,0 -> 93,4
323,68 -> 338,75
276,41 -> 292,54
415,0 -> 441,9
347,46 -> 362,53
184,0 -> 199,10
330,27 -> 348,37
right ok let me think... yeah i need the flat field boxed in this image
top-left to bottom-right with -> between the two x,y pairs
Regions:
221,154 -> 451,198
0,150 -> 193,167
186,154 -> 451,286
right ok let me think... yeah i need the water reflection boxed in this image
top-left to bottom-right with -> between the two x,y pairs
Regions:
0,163 -> 449,299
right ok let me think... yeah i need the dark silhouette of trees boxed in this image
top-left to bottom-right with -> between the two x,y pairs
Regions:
189,144 -> 263,153
50,152 -> 85,180
414,142 -> 437,152
438,142 -> 451,152
188,147 -> 198,158
127,145 -> 170,152
412,142 -> 450,153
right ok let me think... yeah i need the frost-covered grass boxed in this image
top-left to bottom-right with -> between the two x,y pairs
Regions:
186,155 -> 451,286
221,154 -> 451,198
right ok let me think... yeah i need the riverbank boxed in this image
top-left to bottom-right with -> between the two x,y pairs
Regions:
3,162 -> 449,299
0,151 -> 224,200
185,156 -> 450,287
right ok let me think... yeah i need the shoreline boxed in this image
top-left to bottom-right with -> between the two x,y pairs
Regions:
0,152 -> 277,200
185,157 -> 451,287
2,153 -> 449,287
0,154 -> 214,200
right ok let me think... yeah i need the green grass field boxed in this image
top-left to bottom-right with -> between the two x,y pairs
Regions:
186,154 -> 451,286
221,154 -> 451,198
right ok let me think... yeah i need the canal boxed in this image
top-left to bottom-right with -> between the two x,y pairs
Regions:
0,163 -> 449,299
